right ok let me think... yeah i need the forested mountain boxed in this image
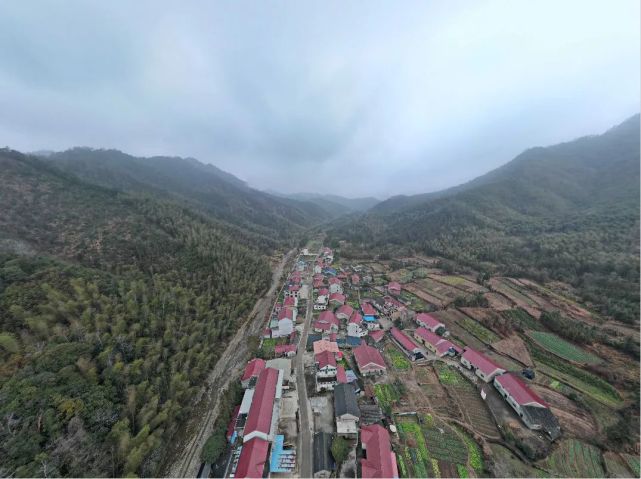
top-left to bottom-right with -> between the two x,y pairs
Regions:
42,148 -> 330,246
0,150 -> 274,476
329,115 -> 640,323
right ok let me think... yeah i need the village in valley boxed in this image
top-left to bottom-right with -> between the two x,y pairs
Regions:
213,241 -> 640,479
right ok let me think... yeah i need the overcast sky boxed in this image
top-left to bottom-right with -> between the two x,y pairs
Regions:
0,1 -> 638,198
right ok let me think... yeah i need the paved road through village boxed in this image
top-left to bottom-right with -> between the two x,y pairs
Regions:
295,257 -> 315,479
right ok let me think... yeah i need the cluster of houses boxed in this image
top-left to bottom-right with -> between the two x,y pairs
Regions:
367,309 -> 561,440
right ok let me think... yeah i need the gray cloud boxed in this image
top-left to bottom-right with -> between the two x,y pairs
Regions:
0,0 -> 638,197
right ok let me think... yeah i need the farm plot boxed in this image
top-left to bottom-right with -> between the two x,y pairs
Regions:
421,277 -> 474,301
528,331 -> 601,364
484,292 -> 516,311
621,454 -> 640,477
457,314 -> 500,344
539,439 -> 605,478
404,283 -> 447,308
492,334 -> 533,367
385,343 -> 412,370
427,274 -> 489,294
374,383 -> 401,411
529,341 -> 621,407
489,278 -> 539,308
603,452 -> 636,478
395,415 -> 476,478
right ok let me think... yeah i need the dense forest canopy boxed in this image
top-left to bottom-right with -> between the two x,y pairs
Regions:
327,115 -> 640,323
0,150 -> 278,476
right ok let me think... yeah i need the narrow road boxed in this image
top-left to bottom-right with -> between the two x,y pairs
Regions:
295,258 -> 315,478
161,248 -> 297,478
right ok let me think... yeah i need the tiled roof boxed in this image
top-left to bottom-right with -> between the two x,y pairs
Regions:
336,365 -> 348,383
241,358 -> 265,381
360,424 -> 398,478
461,348 -> 504,376
244,367 -> 279,438
336,304 -> 355,317
495,373 -> 547,407
318,311 -> 339,325
416,312 -> 444,329
235,437 -> 269,478
315,350 -> 336,369
361,303 -> 377,316
369,330 -> 385,342
390,327 -> 420,352
349,312 -> 363,324
329,293 -> 346,304
353,344 -> 386,369
313,340 -> 340,355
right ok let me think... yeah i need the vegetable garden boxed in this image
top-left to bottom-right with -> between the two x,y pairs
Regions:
539,439 -> 605,478
529,331 -> 601,364
385,344 -> 411,370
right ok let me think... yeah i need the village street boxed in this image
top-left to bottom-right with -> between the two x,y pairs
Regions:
295,259 -> 315,478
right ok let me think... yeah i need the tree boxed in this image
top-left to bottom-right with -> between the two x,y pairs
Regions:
330,436 -> 350,466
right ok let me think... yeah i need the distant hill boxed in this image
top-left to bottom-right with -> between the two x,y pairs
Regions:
41,148 -> 331,247
268,191 -> 379,217
329,115 -> 640,322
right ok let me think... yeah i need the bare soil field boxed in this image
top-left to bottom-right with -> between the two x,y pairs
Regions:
492,334 -> 533,366
484,292 -> 516,310
426,273 -> 489,294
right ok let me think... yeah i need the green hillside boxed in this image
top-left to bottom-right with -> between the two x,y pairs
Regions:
329,115 -> 640,323
43,147 -> 330,248
0,150 -> 273,476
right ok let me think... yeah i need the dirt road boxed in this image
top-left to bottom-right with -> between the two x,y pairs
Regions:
161,248 -> 296,478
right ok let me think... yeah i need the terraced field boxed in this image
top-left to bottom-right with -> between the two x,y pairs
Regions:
395,415 -> 483,478
603,452 -> 636,478
622,453 -> 640,477
458,315 -> 500,344
539,439 -> 605,478
529,331 -> 602,364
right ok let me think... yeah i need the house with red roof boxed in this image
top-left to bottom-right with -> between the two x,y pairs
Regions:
328,277 -> 343,294
390,327 -> 424,361
353,344 -> 387,376
243,367 -> 283,442
313,311 -> 339,334
368,329 -> 385,344
387,281 -> 402,296
271,308 -> 295,338
329,292 -> 346,306
234,437 -> 270,478
313,339 -> 340,355
274,343 -> 297,358
336,304 -> 354,321
241,358 -> 265,389
361,302 -> 377,317
360,424 -> 399,478
315,350 -> 339,392
283,296 -> 297,308
460,347 -> 505,382
415,313 -> 446,334
347,312 -> 368,338
494,373 -> 560,439
285,284 -> 301,298
336,365 -> 348,384
313,278 -> 324,289
413,327 -> 461,357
